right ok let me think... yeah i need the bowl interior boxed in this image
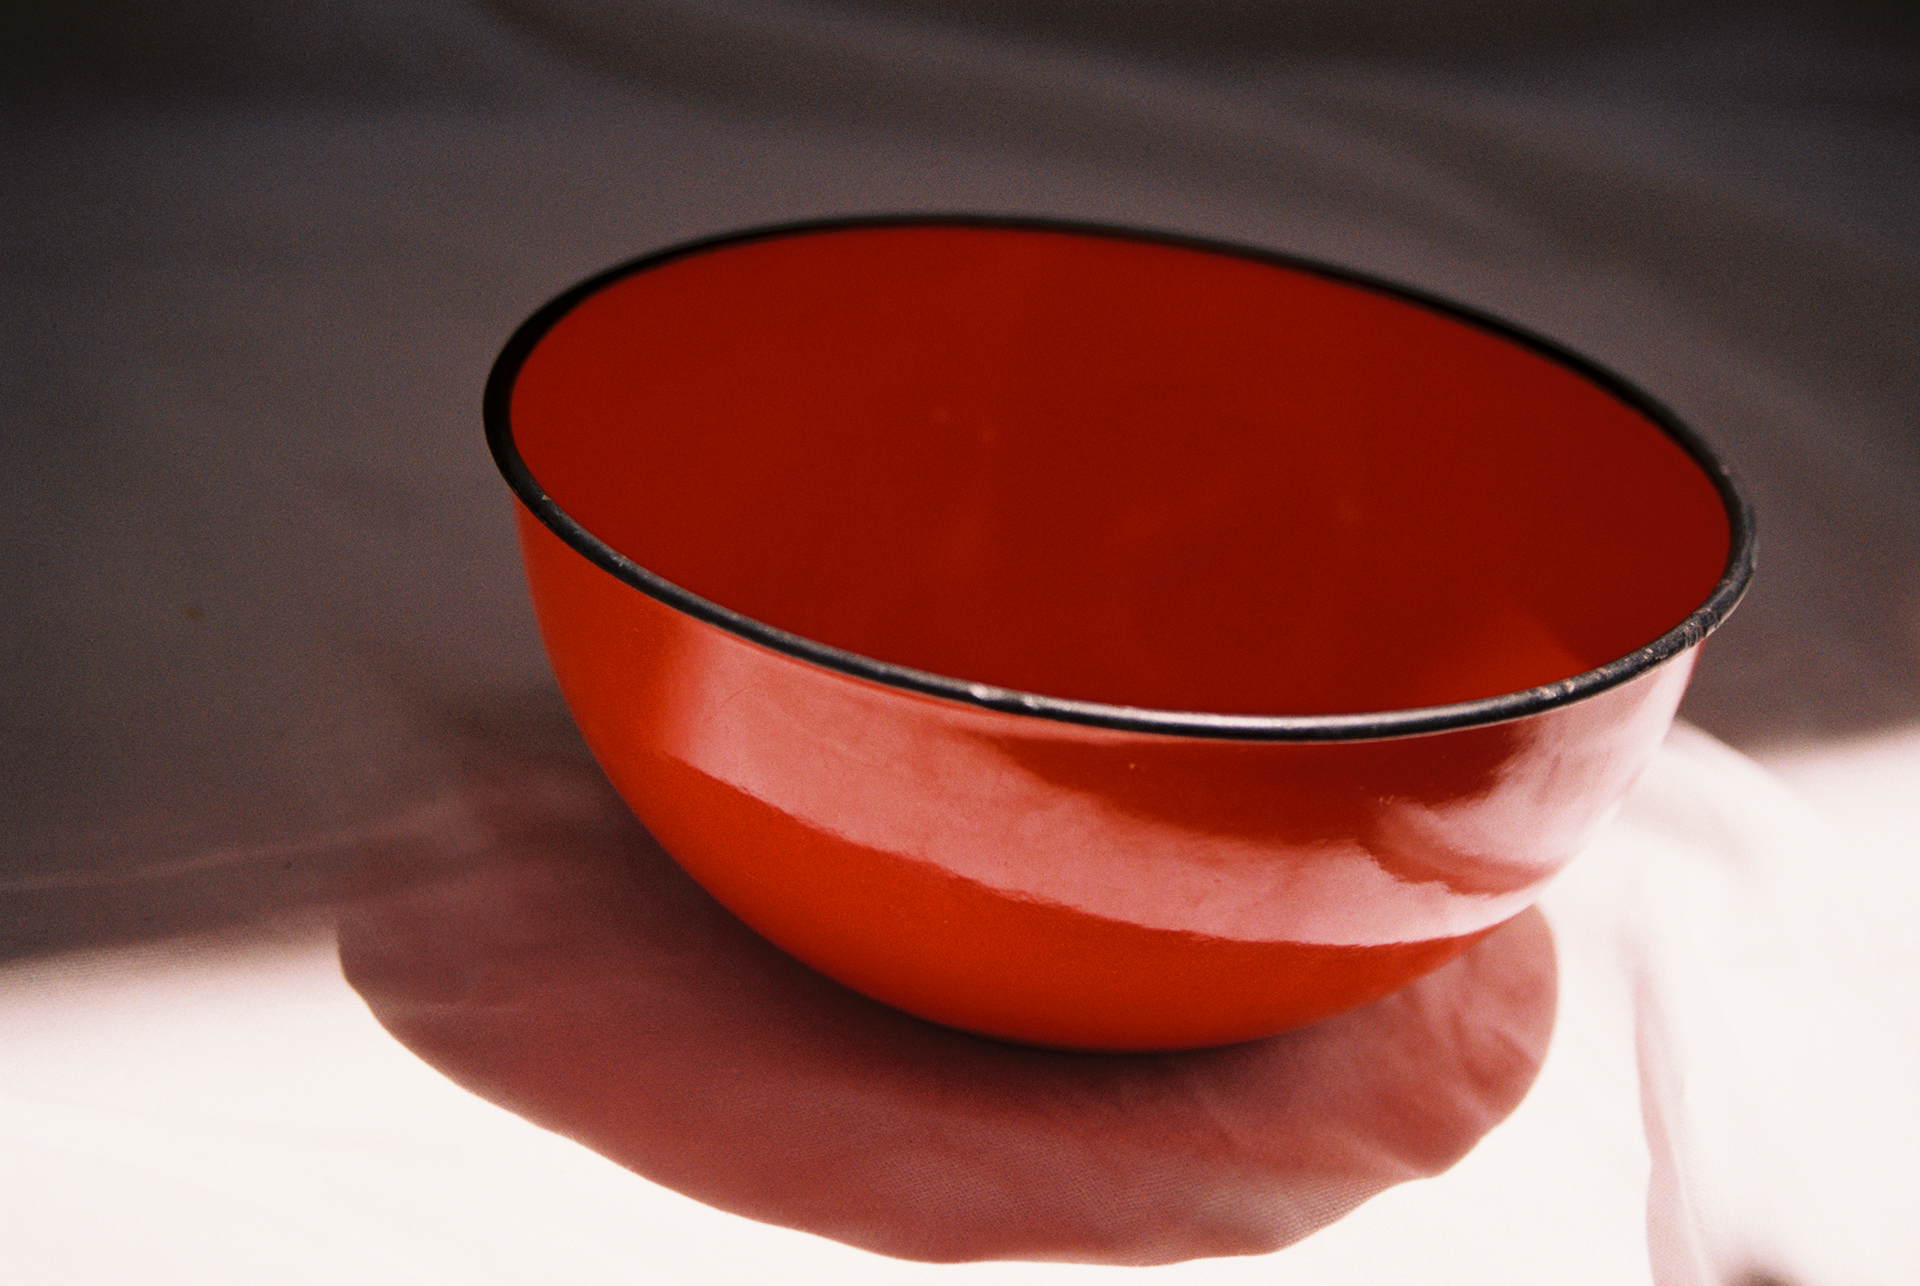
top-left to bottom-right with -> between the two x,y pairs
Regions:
507,223 -> 1731,717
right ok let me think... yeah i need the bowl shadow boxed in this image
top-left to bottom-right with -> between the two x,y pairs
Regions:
336,743 -> 1557,1266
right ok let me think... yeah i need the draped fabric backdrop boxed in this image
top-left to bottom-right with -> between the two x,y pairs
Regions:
3,4 -> 1916,1283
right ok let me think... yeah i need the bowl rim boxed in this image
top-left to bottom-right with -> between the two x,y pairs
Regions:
485,213 -> 1755,743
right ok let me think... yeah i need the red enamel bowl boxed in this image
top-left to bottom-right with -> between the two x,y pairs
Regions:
486,217 -> 1752,1052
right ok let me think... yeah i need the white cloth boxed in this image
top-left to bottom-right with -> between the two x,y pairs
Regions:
3,727 -> 1914,1282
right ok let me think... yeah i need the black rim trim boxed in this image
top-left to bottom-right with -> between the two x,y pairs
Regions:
484,214 -> 1755,743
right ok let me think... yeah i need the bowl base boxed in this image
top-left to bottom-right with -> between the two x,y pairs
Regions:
633,753 -> 1499,1052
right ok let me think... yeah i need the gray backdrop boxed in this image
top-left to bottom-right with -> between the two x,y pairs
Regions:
3,2 -> 1915,958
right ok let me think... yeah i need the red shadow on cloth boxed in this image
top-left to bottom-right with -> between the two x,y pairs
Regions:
337,756 -> 1556,1266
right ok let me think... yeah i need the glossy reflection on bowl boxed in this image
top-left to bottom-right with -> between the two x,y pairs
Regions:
487,217 -> 1751,1051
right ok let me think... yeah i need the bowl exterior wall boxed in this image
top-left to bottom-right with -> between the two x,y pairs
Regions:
519,508 -> 1694,1050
